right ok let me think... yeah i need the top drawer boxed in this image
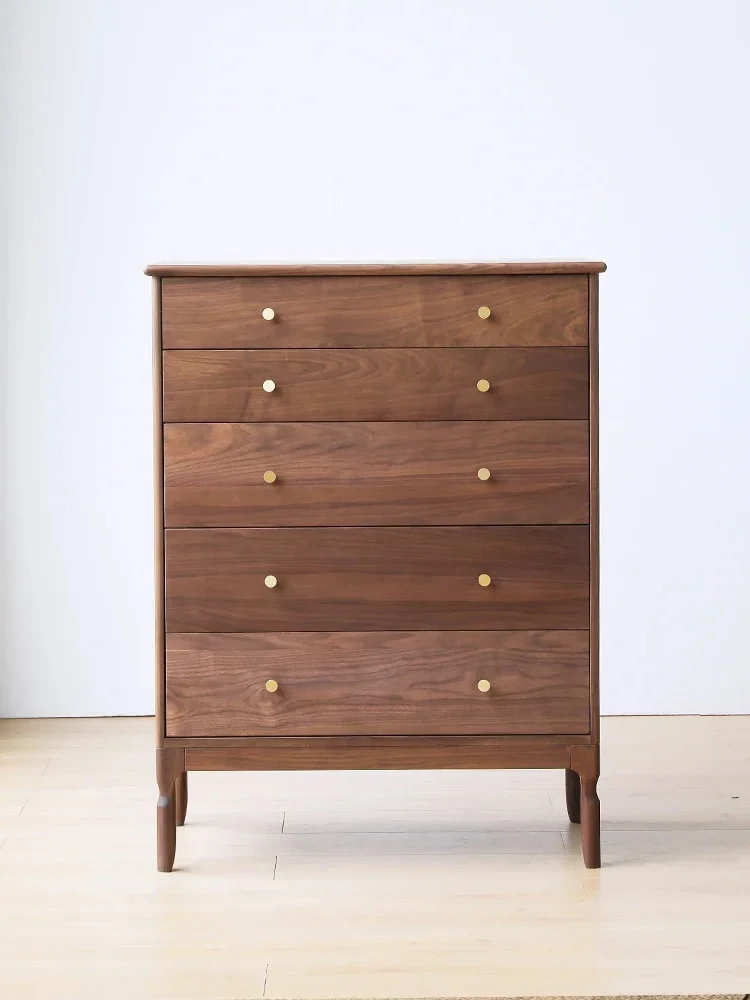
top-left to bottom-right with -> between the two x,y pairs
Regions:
161,275 -> 588,349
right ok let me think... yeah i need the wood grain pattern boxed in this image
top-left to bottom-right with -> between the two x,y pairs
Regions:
169,732 -> 592,748
162,348 -> 589,422
166,631 -> 590,737
147,261 -> 607,276
160,275 -> 588,348
149,260 -> 604,871
164,526 -> 589,632
184,742 -> 573,771
152,278 -> 166,745
588,274 -> 600,743
164,421 -> 590,527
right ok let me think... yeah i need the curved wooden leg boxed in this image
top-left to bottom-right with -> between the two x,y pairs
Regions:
580,776 -> 601,868
175,771 -> 188,827
565,768 -> 581,824
570,746 -> 600,869
156,748 -> 183,872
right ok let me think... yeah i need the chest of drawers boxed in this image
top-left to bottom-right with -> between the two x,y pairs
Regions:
147,261 -> 604,871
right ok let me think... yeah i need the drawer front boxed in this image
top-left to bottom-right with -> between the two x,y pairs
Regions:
166,631 -> 590,737
164,526 -> 589,631
164,421 -> 589,527
162,348 -> 588,422
161,275 -> 588,349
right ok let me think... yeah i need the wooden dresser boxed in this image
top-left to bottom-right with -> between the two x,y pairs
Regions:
146,261 -> 604,871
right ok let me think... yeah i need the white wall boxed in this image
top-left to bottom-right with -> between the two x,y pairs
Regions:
2,0 -> 749,718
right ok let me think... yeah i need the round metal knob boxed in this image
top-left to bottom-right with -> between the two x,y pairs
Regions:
262,379 -> 276,393
265,679 -> 279,693
263,470 -> 277,484
477,468 -> 491,481
478,573 -> 492,587
477,306 -> 491,320
477,679 -> 491,692
264,575 -> 278,589
261,308 -> 275,321
476,379 -> 490,393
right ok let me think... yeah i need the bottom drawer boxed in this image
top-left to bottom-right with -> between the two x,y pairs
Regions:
166,631 -> 590,737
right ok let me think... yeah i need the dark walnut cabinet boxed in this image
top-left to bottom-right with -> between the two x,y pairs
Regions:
146,261 -> 604,871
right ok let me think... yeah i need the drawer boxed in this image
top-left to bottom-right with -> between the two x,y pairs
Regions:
162,348 -> 588,422
164,526 -> 589,631
166,631 -> 591,737
161,275 -> 588,349
164,421 -> 589,527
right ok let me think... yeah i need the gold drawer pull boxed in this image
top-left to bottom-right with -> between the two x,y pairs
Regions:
265,679 -> 279,693
476,379 -> 490,393
261,307 -> 275,321
478,573 -> 492,587
477,679 -> 491,693
264,575 -> 278,589
262,379 -> 276,393
477,306 -> 491,320
263,470 -> 277,484
477,467 -> 491,481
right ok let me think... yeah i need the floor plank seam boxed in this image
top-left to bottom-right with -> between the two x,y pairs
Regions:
4,717 -> 750,996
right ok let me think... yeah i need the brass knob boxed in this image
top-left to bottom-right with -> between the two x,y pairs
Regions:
478,573 -> 492,587
263,470 -> 277,484
265,679 -> 279,693
477,306 -> 491,320
476,379 -> 490,393
477,468 -> 491,481
477,679 -> 491,693
262,379 -> 276,393
261,307 -> 275,321
264,575 -> 278,589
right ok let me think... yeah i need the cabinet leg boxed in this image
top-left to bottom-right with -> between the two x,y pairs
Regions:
156,748 -> 184,872
175,771 -> 188,827
580,775 -> 601,868
565,768 -> 581,823
570,746 -> 601,869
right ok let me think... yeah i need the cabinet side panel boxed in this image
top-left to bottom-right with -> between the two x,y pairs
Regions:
588,273 -> 600,743
153,277 -> 166,744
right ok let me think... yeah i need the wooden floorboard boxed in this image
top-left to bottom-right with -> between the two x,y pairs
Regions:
0,715 -> 749,998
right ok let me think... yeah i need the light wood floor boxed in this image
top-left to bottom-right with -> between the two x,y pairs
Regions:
0,716 -> 749,999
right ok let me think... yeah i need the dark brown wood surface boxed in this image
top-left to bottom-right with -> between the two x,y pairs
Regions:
152,278 -> 166,745
163,348 -> 588,422
151,259 -> 604,872
565,768 -> 581,823
147,262 -> 607,277
164,421 -> 590,527
588,274 -> 600,743
166,630 -> 590,737
155,747 -> 184,872
161,275 -> 588,348
571,745 -> 600,868
174,772 -> 187,826
184,742 -> 573,771
172,732 -> 592,748
164,525 -> 589,632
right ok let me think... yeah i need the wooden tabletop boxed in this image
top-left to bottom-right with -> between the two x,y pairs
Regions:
145,261 -> 607,277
